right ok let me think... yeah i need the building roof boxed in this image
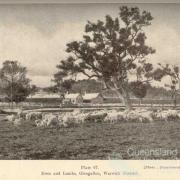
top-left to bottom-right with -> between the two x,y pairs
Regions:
64,93 -> 80,99
0,94 -> 6,98
27,93 -> 60,99
83,93 -> 100,100
103,97 -> 118,99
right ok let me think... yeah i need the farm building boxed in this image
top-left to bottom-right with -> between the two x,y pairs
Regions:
83,93 -> 104,103
26,91 -> 62,104
63,93 -> 83,105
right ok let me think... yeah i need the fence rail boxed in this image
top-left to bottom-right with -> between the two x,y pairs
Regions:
0,98 -> 179,111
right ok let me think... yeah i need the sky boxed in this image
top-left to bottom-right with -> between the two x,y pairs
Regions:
0,3 -> 180,87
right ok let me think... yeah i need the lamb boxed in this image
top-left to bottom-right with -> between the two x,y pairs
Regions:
6,113 -> 24,125
166,109 -> 179,121
6,114 -> 16,122
157,109 -> 179,121
138,111 -> 153,123
35,119 -> 43,127
61,114 -> 77,127
104,113 -> 118,123
75,113 -> 88,124
34,113 -> 59,127
104,111 -> 124,123
25,112 -> 42,121
85,111 -> 107,123
13,118 -> 23,126
46,115 -> 59,127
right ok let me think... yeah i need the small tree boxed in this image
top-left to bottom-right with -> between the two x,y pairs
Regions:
156,64 -> 180,107
0,60 -> 31,107
43,86 -> 58,93
130,81 -> 147,105
54,6 -> 156,110
28,84 -> 39,96
53,70 -> 75,94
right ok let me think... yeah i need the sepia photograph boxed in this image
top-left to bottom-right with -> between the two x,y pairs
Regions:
0,1 -> 180,160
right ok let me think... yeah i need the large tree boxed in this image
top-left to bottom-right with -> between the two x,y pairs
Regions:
54,6 -> 156,109
0,60 -> 31,106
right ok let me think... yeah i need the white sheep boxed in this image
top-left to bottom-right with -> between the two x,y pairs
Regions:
35,119 -> 43,127
124,111 -> 140,122
46,115 -> 59,127
6,114 -> 16,122
104,111 -> 124,123
75,114 -> 87,124
61,114 -> 76,127
138,111 -> 153,123
150,109 -> 179,122
25,112 -> 42,121
13,118 -> 23,126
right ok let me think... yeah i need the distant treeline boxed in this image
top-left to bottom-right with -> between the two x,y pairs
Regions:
43,79 -> 178,100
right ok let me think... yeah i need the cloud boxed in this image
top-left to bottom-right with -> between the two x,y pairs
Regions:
146,23 -> 180,66
0,21 -> 84,87
0,4 -> 180,88
143,23 -> 180,87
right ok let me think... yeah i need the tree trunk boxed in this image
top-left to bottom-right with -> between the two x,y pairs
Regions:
113,88 -> 132,110
10,82 -> 13,109
174,95 -> 177,108
121,89 -> 132,110
109,80 -> 132,110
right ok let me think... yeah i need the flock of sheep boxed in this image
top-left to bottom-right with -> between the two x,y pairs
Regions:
5,108 -> 180,128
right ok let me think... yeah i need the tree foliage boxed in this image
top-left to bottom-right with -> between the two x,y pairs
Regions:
130,81 -> 147,99
29,85 -> 39,95
0,60 -> 31,103
156,63 -> 180,106
54,6 -> 157,109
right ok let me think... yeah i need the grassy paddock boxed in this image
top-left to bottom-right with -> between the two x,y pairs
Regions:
0,116 -> 180,160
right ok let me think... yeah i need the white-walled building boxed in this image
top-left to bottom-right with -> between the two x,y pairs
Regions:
82,93 -> 104,104
63,93 -> 83,105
